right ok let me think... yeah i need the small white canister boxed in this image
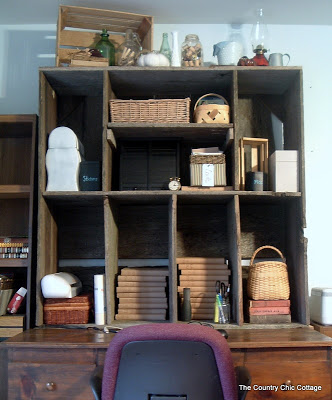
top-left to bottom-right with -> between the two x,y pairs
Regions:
310,288 -> 332,325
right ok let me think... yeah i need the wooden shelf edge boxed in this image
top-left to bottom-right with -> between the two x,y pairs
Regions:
0,185 -> 30,198
0,259 -> 29,267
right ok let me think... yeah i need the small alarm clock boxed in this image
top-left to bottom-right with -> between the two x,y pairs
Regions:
168,177 -> 181,191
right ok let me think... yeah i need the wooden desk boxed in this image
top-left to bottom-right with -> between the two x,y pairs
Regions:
1,327 -> 332,399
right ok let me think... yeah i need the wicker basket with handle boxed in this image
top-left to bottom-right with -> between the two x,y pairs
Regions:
247,245 -> 290,300
193,93 -> 230,124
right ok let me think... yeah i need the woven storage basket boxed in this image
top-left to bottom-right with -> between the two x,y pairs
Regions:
247,245 -> 290,300
193,93 -> 230,124
190,153 -> 226,186
109,98 -> 190,123
43,294 -> 92,325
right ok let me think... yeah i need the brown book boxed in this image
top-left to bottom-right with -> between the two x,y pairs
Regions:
249,306 -> 290,315
249,314 -> 291,324
179,279 -> 228,287
177,257 -> 225,264
118,303 -> 168,310
117,292 -> 166,298
180,270 -> 230,277
118,277 -> 166,284
116,287 -> 166,294
119,298 -> 167,305
187,298 -> 215,305
191,312 -> 214,319
118,308 -> 166,314
0,314 -> 25,327
118,281 -> 166,287
181,186 -> 233,192
191,304 -> 215,311
249,300 -> 290,308
0,327 -> 24,337
178,263 -> 228,270
120,267 -> 169,277
115,312 -> 166,320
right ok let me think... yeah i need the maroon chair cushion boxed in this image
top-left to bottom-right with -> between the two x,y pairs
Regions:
102,323 -> 237,400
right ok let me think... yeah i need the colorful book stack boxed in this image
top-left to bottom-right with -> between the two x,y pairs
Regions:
248,299 -> 291,323
177,257 -> 231,320
0,238 -> 29,259
115,267 -> 168,321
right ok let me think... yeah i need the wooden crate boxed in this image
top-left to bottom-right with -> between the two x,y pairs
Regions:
56,5 -> 153,66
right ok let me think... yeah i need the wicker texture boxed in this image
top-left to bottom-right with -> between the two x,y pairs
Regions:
43,294 -> 92,325
247,245 -> 290,300
190,154 -> 226,164
193,93 -> 230,124
110,98 -> 190,123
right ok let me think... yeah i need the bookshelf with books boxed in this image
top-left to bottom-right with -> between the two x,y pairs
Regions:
0,115 -> 37,335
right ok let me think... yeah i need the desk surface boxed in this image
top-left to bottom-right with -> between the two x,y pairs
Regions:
2,326 -> 332,349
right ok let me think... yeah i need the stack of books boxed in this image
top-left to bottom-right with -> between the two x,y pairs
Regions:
177,257 -> 231,320
0,237 -> 29,259
115,267 -> 168,321
248,299 -> 291,323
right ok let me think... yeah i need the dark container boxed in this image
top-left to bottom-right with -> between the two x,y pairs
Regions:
79,161 -> 101,191
245,171 -> 268,191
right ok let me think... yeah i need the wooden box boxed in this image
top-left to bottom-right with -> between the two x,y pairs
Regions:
56,5 -> 153,66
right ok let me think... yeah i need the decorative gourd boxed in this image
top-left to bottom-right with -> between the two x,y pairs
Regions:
137,51 -> 170,67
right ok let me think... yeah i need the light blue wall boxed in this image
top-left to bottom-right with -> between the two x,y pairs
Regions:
1,22 -> 331,294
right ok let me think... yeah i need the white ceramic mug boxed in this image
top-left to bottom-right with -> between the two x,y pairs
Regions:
269,53 -> 290,66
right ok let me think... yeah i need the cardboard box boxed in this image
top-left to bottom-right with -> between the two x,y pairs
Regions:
56,5 -> 153,66
269,150 -> 298,192
310,288 -> 332,325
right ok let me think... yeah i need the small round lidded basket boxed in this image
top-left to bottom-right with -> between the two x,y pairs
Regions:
193,93 -> 230,124
247,245 -> 290,300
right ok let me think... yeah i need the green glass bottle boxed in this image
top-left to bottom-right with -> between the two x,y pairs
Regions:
160,33 -> 172,63
95,29 -> 115,66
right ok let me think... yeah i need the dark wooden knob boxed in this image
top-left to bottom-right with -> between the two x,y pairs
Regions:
284,380 -> 292,386
46,382 -> 56,391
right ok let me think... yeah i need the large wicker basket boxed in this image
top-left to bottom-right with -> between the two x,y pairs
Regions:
247,245 -> 290,300
43,294 -> 92,325
109,98 -> 190,123
193,93 -> 230,124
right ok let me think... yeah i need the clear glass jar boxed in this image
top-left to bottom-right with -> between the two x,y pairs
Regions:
117,28 -> 141,66
181,34 -> 203,67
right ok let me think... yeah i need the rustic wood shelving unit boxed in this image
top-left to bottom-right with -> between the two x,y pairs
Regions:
36,67 -> 307,328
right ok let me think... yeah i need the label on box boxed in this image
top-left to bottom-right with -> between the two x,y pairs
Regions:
202,164 -> 214,186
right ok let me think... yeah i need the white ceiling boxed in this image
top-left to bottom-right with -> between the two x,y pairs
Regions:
1,0 -> 331,25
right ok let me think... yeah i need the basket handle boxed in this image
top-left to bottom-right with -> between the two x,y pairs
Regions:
250,245 -> 286,266
194,93 -> 229,110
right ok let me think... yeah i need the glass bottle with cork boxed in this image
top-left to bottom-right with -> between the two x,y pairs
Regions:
95,29 -> 115,66
117,28 -> 141,66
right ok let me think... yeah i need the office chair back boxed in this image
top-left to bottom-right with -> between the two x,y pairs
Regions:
102,323 -> 237,400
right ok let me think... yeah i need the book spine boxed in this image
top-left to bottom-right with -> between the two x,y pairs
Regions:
249,300 -> 290,308
176,257 -> 225,264
249,306 -> 290,315
178,263 -> 228,270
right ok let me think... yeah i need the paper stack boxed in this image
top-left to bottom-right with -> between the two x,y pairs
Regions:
177,257 -> 231,320
115,267 -> 168,321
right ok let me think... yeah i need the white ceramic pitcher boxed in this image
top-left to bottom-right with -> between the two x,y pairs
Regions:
213,41 -> 243,66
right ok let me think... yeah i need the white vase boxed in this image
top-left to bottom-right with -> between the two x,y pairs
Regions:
171,31 -> 181,67
45,127 -> 84,191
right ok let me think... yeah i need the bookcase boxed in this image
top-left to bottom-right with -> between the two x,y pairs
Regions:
36,67 -> 308,328
0,114 -> 37,336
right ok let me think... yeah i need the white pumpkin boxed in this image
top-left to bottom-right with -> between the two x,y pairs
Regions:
137,51 -> 170,67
